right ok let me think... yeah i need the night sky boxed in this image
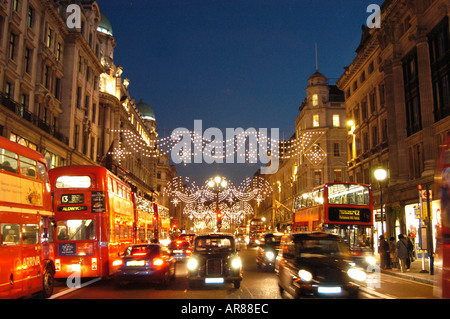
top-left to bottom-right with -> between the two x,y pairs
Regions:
95,0 -> 384,184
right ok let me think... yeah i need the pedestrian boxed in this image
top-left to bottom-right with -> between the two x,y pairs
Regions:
378,235 -> 389,269
389,237 -> 398,269
396,234 -> 409,272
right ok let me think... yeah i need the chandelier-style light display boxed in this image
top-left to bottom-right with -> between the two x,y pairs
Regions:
109,129 -> 326,162
164,176 -> 272,231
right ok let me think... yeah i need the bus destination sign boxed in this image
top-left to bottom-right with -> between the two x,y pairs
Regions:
328,207 -> 371,223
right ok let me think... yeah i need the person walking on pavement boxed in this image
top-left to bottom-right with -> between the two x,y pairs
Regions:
378,235 -> 390,269
396,234 -> 410,272
389,237 -> 398,269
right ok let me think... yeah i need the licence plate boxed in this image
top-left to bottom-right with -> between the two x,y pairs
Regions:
205,278 -> 224,284
173,250 -> 183,253
318,287 -> 342,294
126,260 -> 145,267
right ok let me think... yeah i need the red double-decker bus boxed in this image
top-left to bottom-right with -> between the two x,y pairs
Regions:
0,136 -> 55,298
49,165 -> 135,278
248,218 -> 265,246
293,183 -> 373,254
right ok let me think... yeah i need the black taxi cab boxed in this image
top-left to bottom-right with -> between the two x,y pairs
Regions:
186,233 -> 243,289
277,232 -> 367,298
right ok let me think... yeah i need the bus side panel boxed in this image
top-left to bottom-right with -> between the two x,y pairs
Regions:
0,213 -> 22,299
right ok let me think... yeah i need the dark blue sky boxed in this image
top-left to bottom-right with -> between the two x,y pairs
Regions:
95,0 -> 383,184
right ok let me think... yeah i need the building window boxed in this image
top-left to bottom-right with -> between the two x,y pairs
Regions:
46,27 -> 53,48
313,115 -> 319,127
333,143 -> 340,157
27,6 -> 34,28
428,17 -> 450,122
333,114 -> 340,127
57,43 -> 62,61
313,170 -> 322,186
403,49 -> 422,136
312,94 -> 318,107
24,47 -> 31,74
372,125 -> 378,147
12,0 -> 19,12
333,169 -> 342,182
9,33 -> 16,60
5,81 -> 12,98
369,88 -> 377,113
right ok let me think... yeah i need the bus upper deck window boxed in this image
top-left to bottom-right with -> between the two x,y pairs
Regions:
55,175 -> 91,188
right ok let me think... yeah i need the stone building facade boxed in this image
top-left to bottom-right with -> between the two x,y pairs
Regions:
0,0 -> 160,204
337,0 -> 449,240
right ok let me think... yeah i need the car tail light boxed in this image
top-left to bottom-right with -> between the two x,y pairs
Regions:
55,259 -> 61,271
186,249 -> 192,254
152,258 -> 164,267
132,252 -> 147,257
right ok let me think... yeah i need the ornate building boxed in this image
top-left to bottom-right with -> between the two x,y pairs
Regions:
258,70 -> 347,231
337,0 -> 449,241
0,0 -> 161,205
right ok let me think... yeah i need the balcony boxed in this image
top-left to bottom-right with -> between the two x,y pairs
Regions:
0,92 -> 68,144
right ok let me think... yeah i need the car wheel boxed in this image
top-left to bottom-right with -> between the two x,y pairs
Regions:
234,280 -> 240,289
160,270 -> 170,287
171,264 -> 176,280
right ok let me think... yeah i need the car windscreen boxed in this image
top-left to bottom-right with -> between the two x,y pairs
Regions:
294,239 -> 349,258
195,237 -> 233,252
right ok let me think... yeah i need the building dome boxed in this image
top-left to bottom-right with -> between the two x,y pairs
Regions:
136,99 -> 156,121
307,70 -> 328,86
97,13 -> 113,36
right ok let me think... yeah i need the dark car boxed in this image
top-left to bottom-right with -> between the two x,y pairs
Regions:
277,232 -> 367,299
186,233 -> 243,289
177,233 -> 196,246
256,232 -> 283,270
168,239 -> 192,262
112,244 -> 176,286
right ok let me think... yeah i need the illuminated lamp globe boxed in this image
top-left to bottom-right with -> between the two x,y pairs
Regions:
374,168 -> 387,181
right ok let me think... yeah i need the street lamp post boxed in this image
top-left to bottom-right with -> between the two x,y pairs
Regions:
208,176 -> 228,232
374,168 -> 387,238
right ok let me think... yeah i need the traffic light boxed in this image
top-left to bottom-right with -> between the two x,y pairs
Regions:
216,210 -> 222,228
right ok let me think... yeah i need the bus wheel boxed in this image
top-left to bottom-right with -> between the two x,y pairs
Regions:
40,266 -> 55,298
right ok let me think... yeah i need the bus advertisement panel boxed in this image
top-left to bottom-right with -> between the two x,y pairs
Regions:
49,165 -> 135,278
293,183 -> 373,253
0,136 -> 55,299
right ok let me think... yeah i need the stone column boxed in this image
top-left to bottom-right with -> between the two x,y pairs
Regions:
416,35 -> 437,176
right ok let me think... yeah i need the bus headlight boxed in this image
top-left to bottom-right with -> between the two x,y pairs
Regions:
347,268 -> 367,282
265,251 -> 275,261
187,258 -> 199,271
298,269 -> 313,282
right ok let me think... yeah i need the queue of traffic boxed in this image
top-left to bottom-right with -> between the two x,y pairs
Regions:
1,135 -> 449,299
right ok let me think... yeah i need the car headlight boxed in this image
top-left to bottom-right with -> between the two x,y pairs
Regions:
187,258 -> 199,271
365,256 -> 376,265
231,257 -> 242,269
265,251 -> 275,261
347,268 -> 367,282
298,269 -> 313,282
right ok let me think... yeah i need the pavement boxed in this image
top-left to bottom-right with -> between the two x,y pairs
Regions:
379,258 -> 436,286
